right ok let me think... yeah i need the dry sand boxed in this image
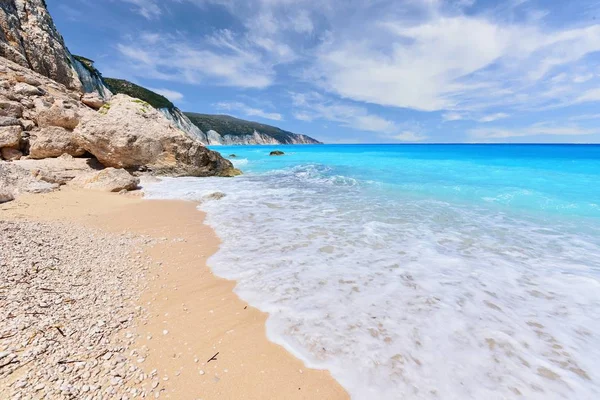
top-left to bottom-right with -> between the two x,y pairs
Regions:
1,188 -> 349,399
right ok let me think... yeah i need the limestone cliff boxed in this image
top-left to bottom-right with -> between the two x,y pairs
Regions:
185,113 -> 322,145
0,0 -> 82,91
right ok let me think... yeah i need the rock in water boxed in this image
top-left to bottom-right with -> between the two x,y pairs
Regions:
270,150 -> 285,156
0,0 -> 83,91
75,95 -> 241,177
203,192 -> 226,201
69,168 -> 140,192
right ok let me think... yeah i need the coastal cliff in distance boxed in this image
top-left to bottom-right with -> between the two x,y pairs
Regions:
185,113 -> 322,145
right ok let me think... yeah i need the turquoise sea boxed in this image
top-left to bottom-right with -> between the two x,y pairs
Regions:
145,144 -> 600,399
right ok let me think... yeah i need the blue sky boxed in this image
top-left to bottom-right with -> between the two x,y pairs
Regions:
48,0 -> 600,143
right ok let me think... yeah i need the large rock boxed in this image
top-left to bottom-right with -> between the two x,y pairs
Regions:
0,188 -> 13,203
35,98 -> 81,129
0,125 -> 21,148
69,168 -> 140,192
28,126 -> 85,159
15,155 -> 101,184
0,161 -> 58,196
81,93 -> 105,110
0,99 -> 23,117
0,0 -> 83,91
76,94 -> 241,177
1,147 -> 21,160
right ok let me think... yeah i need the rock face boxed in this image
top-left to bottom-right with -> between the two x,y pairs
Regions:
16,154 -> 102,184
71,55 -> 112,99
75,95 -> 240,177
0,0 -> 83,91
0,161 -> 58,195
159,107 -> 210,144
1,57 -> 239,177
69,167 -> 140,192
29,126 -> 85,158
0,56 -> 93,160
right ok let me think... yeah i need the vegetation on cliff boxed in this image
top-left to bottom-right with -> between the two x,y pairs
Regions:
184,113 -> 321,144
104,78 -> 174,110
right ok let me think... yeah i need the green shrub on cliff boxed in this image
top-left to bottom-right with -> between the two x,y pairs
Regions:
104,78 -> 174,110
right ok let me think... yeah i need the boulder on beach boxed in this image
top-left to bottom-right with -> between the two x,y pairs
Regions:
0,189 -> 14,203
269,150 -> 285,156
69,167 -> 140,192
0,162 -> 59,197
75,94 -> 241,177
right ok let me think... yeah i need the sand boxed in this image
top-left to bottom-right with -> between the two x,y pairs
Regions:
0,188 -> 349,399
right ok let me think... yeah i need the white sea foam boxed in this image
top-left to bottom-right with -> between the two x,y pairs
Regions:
144,166 -> 600,400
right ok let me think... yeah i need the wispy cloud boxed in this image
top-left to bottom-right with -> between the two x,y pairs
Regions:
116,29 -> 279,88
215,101 -> 283,121
442,112 -> 465,121
290,92 -> 398,134
393,131 -> 429,142
148,88 -> 184,101
118,0 -> 162,19
478,113 -> 509,122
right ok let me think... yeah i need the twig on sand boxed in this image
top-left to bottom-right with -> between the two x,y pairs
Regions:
57,359 -> 84,365
207,352 -> 219,363
95,350 -> 109,359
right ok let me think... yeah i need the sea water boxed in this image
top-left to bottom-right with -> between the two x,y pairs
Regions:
144,144 -> 600,399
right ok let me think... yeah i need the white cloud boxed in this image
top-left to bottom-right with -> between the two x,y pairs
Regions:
570,113 -> 600,121
442,112 -> 509,122
393,131 -> 428,142
478,113 -> 509,122
312,13 -> 600,112
215,101 -> 283,121
573,73 -> 595,83
442,112 -> 464,121
148,88 -> 184,101
574,88 -> 600,104
290,92 -> 399,134
118,0 -> 161,19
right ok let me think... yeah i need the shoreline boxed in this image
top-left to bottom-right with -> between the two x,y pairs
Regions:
0,188 -> 348,399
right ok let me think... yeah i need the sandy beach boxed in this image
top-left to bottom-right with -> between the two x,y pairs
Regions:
0,188 -> 348,399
